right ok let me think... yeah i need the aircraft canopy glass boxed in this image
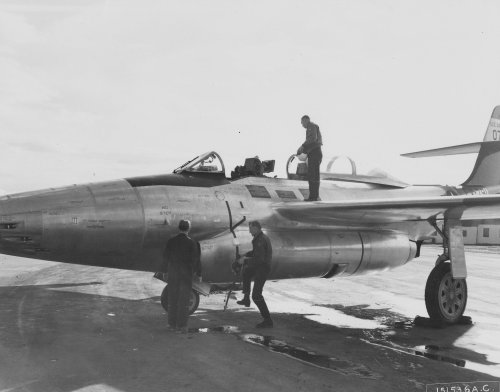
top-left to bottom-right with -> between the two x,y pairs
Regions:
173,151 -> 225,174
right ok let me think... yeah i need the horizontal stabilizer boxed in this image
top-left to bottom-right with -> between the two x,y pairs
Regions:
401,142 -> 481,158
401,106 -> 500,187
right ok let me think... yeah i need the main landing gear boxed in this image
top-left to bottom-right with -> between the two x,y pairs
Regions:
425,261 -> 467,324
425,217 -> 468,325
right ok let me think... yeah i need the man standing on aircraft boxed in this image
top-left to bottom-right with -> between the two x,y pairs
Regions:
163,220 -> 199,333
236,220 -> 273,328
297,115 -> 323,201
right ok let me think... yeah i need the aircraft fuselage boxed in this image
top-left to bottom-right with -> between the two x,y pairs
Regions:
0,172 -> 483,284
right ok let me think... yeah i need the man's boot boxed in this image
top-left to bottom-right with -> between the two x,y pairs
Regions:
305,181 -> 319,201
314,181 -> 320,200
237,295 -> 250,307
254,297 -> 272,328
256,318 -> 273,328
311,181 -> 320,201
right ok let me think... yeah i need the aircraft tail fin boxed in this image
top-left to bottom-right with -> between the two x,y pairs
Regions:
402,106 -> 500,187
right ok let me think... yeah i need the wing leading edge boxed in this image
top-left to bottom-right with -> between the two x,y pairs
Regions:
320,173 -> 409,188
274,194 -> 500,225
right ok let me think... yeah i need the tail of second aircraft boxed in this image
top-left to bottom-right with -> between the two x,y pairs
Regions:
402,106 -> 500,187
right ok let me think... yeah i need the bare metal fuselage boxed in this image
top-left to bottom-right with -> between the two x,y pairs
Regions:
0,172 -> 453,284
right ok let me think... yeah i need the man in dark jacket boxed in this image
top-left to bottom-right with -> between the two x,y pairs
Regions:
163,220 -> 199,333
236,220 -> 273,328
297,115 -> 323,201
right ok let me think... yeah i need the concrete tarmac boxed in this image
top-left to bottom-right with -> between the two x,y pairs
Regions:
0,245 -> 499,392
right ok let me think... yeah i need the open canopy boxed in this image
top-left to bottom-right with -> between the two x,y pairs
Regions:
173,151 -> 225,174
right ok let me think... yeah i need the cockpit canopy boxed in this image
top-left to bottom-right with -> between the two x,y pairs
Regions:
174,151 -> 276,180
173,151 -> 225,174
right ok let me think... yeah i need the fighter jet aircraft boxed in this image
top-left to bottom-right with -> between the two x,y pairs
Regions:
2,106 -> 500,325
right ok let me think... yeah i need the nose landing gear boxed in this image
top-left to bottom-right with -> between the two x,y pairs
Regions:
160,285 -> 200,315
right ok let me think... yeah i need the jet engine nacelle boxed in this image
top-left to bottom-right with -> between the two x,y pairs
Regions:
199,229 -> 417,283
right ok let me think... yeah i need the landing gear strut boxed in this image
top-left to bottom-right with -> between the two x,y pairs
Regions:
426,216 -> 468,324
160,285 -> 200,315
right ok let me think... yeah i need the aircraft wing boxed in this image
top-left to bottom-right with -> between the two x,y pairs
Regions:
274,194 -> 500,225
320,173 -> 409,188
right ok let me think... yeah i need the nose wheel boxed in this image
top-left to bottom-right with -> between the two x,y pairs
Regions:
160,285 -> 200,315
425,262 -> 468,324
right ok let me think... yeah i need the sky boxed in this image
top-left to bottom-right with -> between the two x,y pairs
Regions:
1,0 -> 500,194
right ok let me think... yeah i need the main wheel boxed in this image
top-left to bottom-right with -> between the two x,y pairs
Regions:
160,286 -> 200,315
425,262 -> 467,324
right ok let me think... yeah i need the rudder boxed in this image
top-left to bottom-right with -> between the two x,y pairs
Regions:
463,106 -> 500,186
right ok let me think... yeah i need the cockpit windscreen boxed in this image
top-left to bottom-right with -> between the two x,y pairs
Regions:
173,152 -> 225,174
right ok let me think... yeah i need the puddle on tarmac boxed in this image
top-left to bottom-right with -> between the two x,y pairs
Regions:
362,338 -> 467,368
189,323 -> 466,374
393,321 -> 413,330
187,325 -> 381,378
188,326 -> 241,334
412,345 -> 466,367
240,334 -> 382,379
331,305 -> 470,368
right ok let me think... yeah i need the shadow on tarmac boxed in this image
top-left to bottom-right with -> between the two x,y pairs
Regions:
317,303 -> 498,367
0,284 -> 497,392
